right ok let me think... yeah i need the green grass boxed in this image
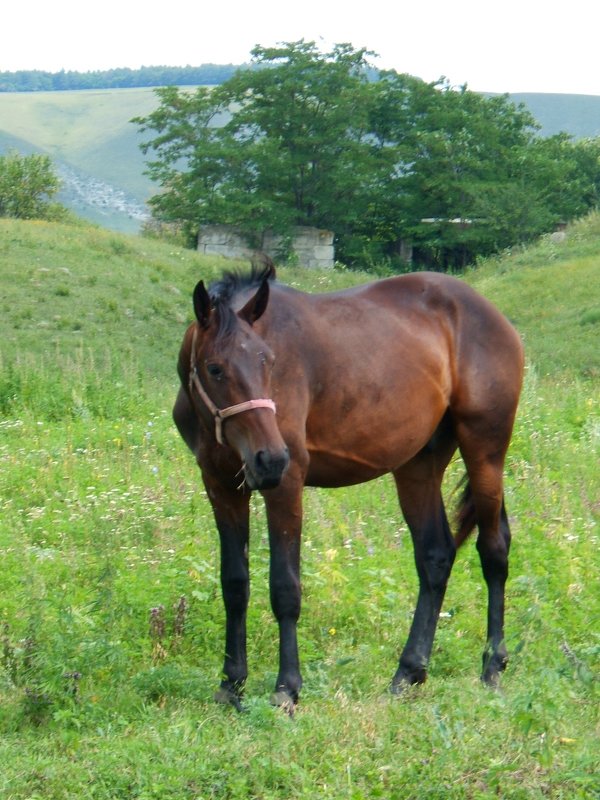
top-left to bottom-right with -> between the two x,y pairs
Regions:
0,216 -> 598,798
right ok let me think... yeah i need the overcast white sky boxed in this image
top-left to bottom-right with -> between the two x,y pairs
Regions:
2,0 -> 598,95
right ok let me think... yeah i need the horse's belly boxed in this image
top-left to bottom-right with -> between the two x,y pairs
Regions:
305,450 -> 389,488
304,426 -> 430,488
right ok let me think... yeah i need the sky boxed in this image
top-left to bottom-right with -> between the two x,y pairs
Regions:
2,0 -> 599,96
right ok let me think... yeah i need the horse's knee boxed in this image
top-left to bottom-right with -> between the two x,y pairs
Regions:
420,543 -> 456,590
270,576 -> 301,622
222,575 -> 249,614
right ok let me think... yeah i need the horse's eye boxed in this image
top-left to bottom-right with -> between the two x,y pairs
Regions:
206,363 -> 224,380
258,350 -> 273,367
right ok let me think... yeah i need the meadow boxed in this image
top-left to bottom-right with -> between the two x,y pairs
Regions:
0,215 -> 598,798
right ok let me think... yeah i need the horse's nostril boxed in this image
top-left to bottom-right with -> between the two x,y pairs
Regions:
254,448 -> 289,478
255,450 -> 270,471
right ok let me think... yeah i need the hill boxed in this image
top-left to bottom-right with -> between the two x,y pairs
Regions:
2,213 -> 599,382
2,86 -> 600,235
509,92 -> 600,139
0,88 -> 159,233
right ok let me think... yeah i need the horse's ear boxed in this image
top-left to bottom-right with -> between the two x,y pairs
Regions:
251,253 -> 277,282
265,260 -> 276,282
239,278 -> 270,326
193,281 -> 211,329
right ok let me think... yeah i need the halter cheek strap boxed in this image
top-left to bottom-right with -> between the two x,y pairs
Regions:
188,328 -> 276,446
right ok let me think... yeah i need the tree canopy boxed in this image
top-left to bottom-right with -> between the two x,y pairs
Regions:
134,41 -> 600,269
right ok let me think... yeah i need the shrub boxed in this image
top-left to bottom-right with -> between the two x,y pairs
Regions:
0,150 -> 63,220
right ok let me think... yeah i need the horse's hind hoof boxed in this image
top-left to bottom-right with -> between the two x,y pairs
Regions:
214,686 -> 244,712
270,690 -> 296,716
389,680 -> 420,698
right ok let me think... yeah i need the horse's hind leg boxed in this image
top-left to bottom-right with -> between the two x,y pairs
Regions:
456,420 -> 514,686
480,497 -> 512,684
391,423 -> 457,691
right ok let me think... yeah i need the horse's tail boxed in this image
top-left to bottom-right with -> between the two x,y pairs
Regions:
454,476 -> 478,548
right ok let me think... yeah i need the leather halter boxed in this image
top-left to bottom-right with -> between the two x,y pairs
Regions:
188,327 -> 276,446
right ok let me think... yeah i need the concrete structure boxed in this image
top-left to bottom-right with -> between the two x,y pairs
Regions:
197,225 -> 334,268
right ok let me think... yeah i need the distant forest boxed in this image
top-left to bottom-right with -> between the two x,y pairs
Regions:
0,65 -> 243,92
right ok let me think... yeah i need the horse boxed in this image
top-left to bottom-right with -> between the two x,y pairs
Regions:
173,262 -> 524,710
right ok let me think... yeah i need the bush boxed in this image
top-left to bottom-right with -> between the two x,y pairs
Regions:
0,151 -> 63,220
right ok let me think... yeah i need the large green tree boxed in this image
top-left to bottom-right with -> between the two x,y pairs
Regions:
135,41 -> 600,268
359,75 -> 545,267
135,41 -> 382,253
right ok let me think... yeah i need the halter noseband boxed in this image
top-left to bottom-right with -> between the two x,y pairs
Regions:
188,327 -> 276,446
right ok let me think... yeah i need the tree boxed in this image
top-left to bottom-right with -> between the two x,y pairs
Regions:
359,76 -> 545,267
0,151 -> 61,219
135,42 -> 600,268
134,42 -> 383,251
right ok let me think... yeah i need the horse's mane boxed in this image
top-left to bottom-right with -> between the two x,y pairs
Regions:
208,260 -> 276,337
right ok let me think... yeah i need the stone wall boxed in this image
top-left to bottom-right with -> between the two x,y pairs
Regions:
197,225 -> 334,268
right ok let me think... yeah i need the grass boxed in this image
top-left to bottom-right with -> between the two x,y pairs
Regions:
0,216 -> 598,798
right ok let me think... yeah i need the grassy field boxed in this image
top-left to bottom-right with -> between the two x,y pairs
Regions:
0,216 -> 598,799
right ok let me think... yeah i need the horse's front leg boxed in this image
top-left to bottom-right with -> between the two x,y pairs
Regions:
263,473 -> 304,710
203,474 -> 251,710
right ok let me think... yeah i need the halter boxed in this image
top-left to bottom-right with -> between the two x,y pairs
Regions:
188,327 -> 276,446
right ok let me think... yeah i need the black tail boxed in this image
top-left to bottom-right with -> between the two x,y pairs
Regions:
455,476 -> 477,548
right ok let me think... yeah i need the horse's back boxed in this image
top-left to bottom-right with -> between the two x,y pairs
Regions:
265,272 -> 523,485
271,271 -> 523,400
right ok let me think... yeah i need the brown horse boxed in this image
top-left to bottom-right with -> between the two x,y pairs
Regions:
173,263 -> 524,710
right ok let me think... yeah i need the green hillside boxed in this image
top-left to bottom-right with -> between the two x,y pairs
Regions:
0,88 -> 156,195
0,217 -> 598,798
0,88 -> 159,232
1,214 -> 598,382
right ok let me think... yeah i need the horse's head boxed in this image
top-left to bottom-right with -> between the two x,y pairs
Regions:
188,275 -> 289,490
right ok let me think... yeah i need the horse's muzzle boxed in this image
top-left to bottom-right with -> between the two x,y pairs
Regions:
245,447 -> 290,490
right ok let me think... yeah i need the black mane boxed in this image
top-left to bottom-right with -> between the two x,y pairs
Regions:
207,261 -> 275,336
208,262 -> 275,306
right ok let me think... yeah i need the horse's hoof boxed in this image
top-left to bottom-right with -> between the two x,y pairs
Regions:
390,668 -> 427,696
389,679 -> 417,698
214,686 -> 244,712
481,651 -> 508,688
481,670 -> 503,690
270,690 -> 296,716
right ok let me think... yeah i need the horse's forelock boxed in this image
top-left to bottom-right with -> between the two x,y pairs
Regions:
209,263 -> 274,304
208,263 -> 274,339
211,301 -> 239,340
